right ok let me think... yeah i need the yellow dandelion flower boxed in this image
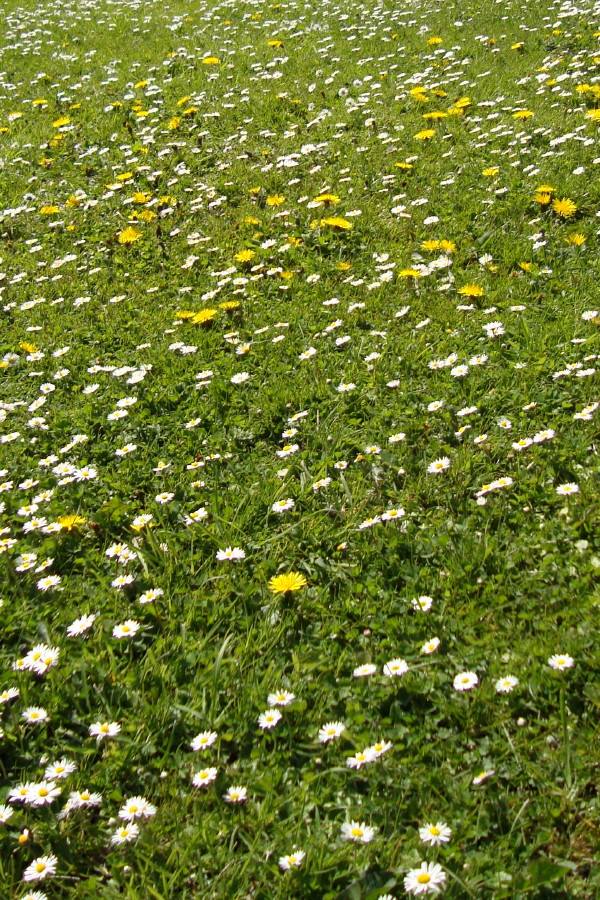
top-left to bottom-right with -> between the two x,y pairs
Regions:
117,226 -> 142,244
267,39 -> 284,47
52,115 -> 70,128
427,36 -> 443,45
394,161 -> 413,170
268,572 -> 307,594
458,284 -> 484,297
565,233 -> 585,246
266,194 -> 285,206
136,209 -> 156,222
320,216 -> 353,231
40,205 -> 60,215
167,116 -> 181,130
116,171 -> 134,182
19,342 -> 38,353
337,261 -> 352,271
176,95 -> 191,107
175,310 -> 196,320
243,215 -> 260,225
534,191 -> 552,206
202,56 -> 220,65
585,109 -> 600,121
414,128 -> 436,140
313,193 -> 340,205
422,111 -> 447,120
512,109 -> 534,119
191,309 -> 218,325
482,166 -> 500,177
219,301 -> 241,311
32,98 -> 48,107
552,197 -> 577,218
399,268 -> 422,278
235,249 -> 256,263
57,514 -> 87,531
134,80 -> 148,89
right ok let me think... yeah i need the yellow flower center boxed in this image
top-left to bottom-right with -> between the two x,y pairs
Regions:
417,873 -> 431,884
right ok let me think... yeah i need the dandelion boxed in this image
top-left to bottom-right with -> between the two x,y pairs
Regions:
268,572 -> 306,594
117,226 -> 142,244
552,198 -> 577,218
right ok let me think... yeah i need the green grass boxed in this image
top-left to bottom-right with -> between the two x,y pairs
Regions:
0,0 -> 599,896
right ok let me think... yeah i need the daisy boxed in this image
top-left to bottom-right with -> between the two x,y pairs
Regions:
66,613 -> 97,637
472,769 -> 495,785
412,595 -> 433,612
223,785 -> 247,804
421,637 -> 440,655
353,663 -> 377,678
26,782 -> 61,807
268,690 -> 295,707
427,457 -> 450,474
495,675 -> 519,693
44,758 -> 76,780
318,721 -> 345,743
22,707 -> 49,725
0,804 -> 14,824
118,796 -> 157,821
383,658 -> 409,677
278,850 -> 305,871
556,483 -> 579,496
258,709 -> 282,730
192,767 -> 218,788
346,749 -> 377,769
340,821 -> 376,843
89,721 -> 121,741
404,861 -> 446,895
112,620 -> 140,639
271,498 -> 295,513
190,730 -> 218,751
216,546 -> 246,561
22,855 -> 58,883
111,823 -> 140,845
138,588 -> 164,605
453,671 -> 479,692
548,654 -> 574,670
419,822 -> 452,846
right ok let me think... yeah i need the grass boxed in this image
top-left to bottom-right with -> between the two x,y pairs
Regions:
0,0 -> 599,896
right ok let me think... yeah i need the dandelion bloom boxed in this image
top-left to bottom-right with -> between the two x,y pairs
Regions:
552,198 -> 577,218
268,572 -> 307,594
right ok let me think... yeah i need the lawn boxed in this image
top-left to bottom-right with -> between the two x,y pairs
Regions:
0,0 -> 599,896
